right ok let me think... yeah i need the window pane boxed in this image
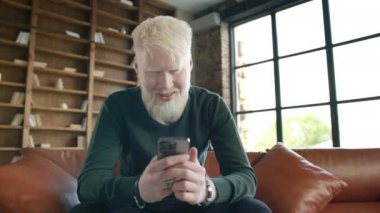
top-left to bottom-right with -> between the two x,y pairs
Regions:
339,100 -> 380,148
234,16 -> 273,66
334,38 -> 380,101
329,0 -> 380,44
276,0 -> 325,56
236,62 -> 275,111
282,106 -> 332,148
280,50 -> 329,107
238,111 -> 277,152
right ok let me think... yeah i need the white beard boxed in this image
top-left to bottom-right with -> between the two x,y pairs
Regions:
141,85 -> 189,125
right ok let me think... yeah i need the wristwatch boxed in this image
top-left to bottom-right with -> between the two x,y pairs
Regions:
133,177 -> 146,209
199,176 -> 213,206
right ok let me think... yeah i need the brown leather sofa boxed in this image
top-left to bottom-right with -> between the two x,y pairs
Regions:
0,144 -> 379,213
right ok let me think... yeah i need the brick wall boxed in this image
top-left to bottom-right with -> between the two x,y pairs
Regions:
192,22 -> 231,108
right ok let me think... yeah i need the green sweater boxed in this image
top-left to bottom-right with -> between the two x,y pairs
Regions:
77,86 -> 256,207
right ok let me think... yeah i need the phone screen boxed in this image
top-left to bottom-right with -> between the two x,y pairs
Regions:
157,137 -> 190,159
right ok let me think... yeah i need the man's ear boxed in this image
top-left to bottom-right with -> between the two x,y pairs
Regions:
189,58 -> 193,71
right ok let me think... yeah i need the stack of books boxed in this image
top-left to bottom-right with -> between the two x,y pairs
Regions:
10,92 -> 25,105
29,114 -> 43,127
10,114 -> 23,126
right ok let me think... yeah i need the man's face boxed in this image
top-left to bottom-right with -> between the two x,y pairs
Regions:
136,47 -> 192,124
137,47 -> 191,102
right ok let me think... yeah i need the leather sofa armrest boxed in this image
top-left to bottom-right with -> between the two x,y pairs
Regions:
0,152 -> 79,213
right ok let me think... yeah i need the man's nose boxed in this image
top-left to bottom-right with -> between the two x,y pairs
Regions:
159,72 -> 173,89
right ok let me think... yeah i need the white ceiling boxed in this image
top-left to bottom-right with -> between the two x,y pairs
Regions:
161,0 -> 226,15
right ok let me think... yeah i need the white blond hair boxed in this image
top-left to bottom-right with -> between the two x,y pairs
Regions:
131,16 -> 192,61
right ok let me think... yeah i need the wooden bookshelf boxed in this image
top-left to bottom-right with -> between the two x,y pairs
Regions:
0,0 -> 176,164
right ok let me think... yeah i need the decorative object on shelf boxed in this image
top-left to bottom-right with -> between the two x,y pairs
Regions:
33,61 -> 47,68
94,70 -> 105,77
77,135 -> 86,148
14,59 -> 28,66
95,32 -> 105,44
121,27 -> 127,34
65,30 -> 80,38
63,67 -> 77,73
81,99 -> 88,110
29,135 -> 35,148
29,114 -> 42,127
69,124 -> 82,129
60,102 -> 68,109
15,31 -> 30,45
35,143 -> 51,148
10,92 -> 25,105
55,78 -> 64,90
120,0 -> 134,6
32,74 -> 41,86
10,114 -> 23,126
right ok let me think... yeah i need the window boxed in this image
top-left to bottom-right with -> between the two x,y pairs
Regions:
232,0 -> 380,151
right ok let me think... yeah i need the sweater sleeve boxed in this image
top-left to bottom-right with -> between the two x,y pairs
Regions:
77,96 -> 137,207
208,95 -> 257,204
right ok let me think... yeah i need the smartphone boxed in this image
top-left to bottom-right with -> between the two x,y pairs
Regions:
157,137 -> 190,159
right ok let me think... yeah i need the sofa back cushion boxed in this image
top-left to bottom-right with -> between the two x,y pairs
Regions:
295,148 -> 380,202
21,148 -> 86,179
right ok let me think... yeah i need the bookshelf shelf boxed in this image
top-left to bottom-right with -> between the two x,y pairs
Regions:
0,125 -> 22,130
30,126 -> 86,132
36,47 -> 89,60
0,81 -> 25,88
97,10 -> 138,26
95,43 -> 135,56
0,59 -> 27,68
0,147 -> 21,151
34,66 -> 88,78
95,59 -> 134,70
0,38 -> 28,48
0,1 -> 31,10
33,86 -> 87,96
32,106 -> 87,114
0,20 -> 30,30
37,9 -> 91,27
94,76 -> 137,86
37,30 -> 89,45
0,102 -> 24,109
93,93 -> 108,99
49,0 -> 91,11
96,26 -> 133,40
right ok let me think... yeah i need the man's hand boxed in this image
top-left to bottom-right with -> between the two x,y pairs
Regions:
138,153 -> 189,203
168,147 -> 215,205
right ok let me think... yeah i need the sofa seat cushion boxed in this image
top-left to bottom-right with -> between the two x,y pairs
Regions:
253,143 -> 348,213
321,202 -> 380,213
0,151 -> 79,213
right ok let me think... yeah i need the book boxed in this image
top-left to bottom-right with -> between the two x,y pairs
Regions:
120,0 -> 133,6
16,31 -> 30,45
14,59 -> 28,65
35,143 -> 51,148
95,32 -> 105,44
34,114 -> 42,127
32,74 -> 40,86
0,72 -> 2,81
94,70 -> 105,77
81,99 -> 88,110
81,117 -> 87,129
33,61 -> 47,68
65,30 -> 80,38
77,135 -> 86,148
10,114 -> 23,126
10,92 -> 25,105
29,135 -> 35,148
69,124 -> 82,129
63,67 -> 77,73
29,114 -> 42,127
